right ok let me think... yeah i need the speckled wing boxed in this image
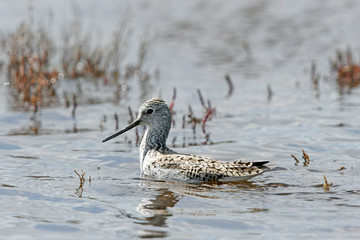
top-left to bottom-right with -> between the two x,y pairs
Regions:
157,153 -> 270,182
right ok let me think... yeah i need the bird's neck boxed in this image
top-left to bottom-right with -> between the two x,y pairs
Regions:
139,125 -> 171,167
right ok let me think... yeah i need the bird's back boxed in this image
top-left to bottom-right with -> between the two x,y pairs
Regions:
142,150 -> 271,182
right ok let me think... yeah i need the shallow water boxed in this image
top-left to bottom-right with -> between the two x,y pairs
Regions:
1,0 -> 360,239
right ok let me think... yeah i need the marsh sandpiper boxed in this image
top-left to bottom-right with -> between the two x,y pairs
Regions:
102,98 -> 273,182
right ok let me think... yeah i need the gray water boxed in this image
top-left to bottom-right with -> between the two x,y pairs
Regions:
1,0 -> 360,239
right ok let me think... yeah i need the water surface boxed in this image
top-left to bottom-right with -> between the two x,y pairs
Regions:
1,0 -> 360,239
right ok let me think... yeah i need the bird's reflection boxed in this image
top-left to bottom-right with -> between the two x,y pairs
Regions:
135,180 -> 181,238
134,179 -> 269,238
136,189 -> 179,227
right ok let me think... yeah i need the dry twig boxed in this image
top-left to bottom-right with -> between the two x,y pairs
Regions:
302,149 -> 310,166
74,169 -> 85,197
224,74 -> 234,97
323,174 -> 333,191
291,154 -> 300,165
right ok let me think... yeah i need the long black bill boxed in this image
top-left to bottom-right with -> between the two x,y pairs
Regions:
102,119 -> 141,143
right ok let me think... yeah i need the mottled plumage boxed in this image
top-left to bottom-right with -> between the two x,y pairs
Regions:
103,98 -> 272,182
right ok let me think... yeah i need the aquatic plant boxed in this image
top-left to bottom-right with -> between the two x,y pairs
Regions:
3,21 -> 59,111
323,174 -> 332,191
60,14 -> 132,83
169,87 -> 177,127
1,9 -> 156,136
267,84 -> 273,102
310,61 -> 320,97
330,48 -> 360,94
302,149 -> 310,166
291,154 -> 300,165
74,169 -> 85,198
290,150 -> 310,166
108,88 -> 217,148
224,74 -> 234,97
1,9 -> 154,112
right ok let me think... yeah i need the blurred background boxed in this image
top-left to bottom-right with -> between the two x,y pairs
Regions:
0,0 -> 360,239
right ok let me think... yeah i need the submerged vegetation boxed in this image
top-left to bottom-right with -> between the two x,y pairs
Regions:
330,48 -> 360,94
291,149 -> 310,166
1,10 -> 152,113
1,10 -> 156,135
74,169 -> 86,198
3,21 -> 59,111
291,150 -> 337,192
106,87 -> 217,148
1,10 -> 215,145
323,174 -> 332,192
309,47 -> 360,96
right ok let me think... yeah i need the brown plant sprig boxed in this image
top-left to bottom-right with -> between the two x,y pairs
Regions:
74,169 -> 85,198
323,174 -> 332,191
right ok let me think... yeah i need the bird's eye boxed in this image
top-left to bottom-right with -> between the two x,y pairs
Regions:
146,109 -> 154,114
